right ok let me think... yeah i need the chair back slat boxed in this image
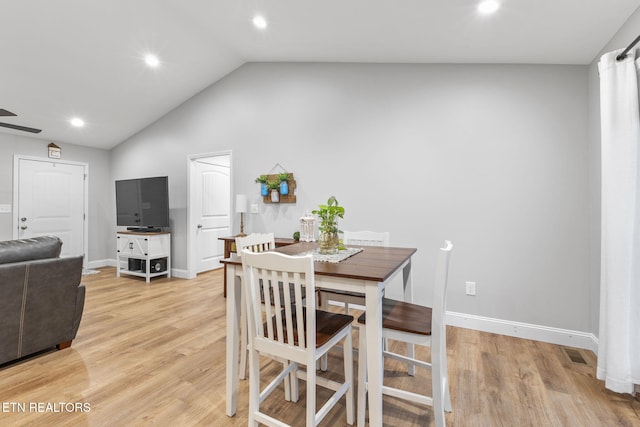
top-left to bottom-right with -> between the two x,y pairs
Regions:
293,271 -> 307,349
343,230 -> 390,247
279,273 -> 296,346
247,265 -> 263,341
270,269 -> 284,342
262,268 -> 276,340
242,250 -> 315,351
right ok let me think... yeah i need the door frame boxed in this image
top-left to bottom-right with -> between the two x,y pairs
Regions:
12,155 -> 89,265
186,150 -> 233,279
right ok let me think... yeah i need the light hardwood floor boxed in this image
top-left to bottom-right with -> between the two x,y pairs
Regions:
0,267 -> 638,426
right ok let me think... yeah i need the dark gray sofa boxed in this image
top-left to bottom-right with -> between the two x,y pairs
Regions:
0,236 -> 85,365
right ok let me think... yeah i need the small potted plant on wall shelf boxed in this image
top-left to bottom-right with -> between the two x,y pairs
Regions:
255,175 -> 269,196
267,180 -> 280,202
276,173 -> 290,195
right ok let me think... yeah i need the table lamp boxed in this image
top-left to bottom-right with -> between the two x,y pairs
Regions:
236,194 -> 247,236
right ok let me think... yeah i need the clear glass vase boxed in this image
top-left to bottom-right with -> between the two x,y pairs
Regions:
318,230 -> 339,255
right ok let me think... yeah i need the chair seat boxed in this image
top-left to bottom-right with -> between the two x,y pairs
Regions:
268,307 -> 354,348
357,297 -> 432,336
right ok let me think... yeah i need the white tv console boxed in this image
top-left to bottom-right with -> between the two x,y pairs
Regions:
116,231 -> 171,283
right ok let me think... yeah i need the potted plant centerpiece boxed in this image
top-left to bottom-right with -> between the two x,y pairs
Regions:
312,196 -> 344,255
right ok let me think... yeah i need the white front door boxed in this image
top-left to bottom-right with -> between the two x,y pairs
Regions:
191,155 -> 231,273
14,157 -> 86,259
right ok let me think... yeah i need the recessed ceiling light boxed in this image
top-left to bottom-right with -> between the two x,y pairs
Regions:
252,15 -> 267,30
70,117 -> 85,128
478,0 -> 500,14
144,53 -> 160,68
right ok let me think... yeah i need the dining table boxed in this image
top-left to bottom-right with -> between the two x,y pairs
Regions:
222,241 -> 417,427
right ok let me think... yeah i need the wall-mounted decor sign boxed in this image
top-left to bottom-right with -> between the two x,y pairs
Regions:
48,143 -> 61,159
255,163 -> 297,204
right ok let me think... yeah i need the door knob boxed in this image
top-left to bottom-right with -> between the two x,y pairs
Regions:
21,217 -> 27,222
20,225 -> 28,230
197,224 -> 203,229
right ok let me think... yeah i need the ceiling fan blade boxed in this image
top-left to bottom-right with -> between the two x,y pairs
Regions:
0,109 -> 17,117
0,122 -> 42,133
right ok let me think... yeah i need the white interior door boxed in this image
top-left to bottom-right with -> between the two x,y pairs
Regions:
192,155 -> 230,273
14,157 -> 86,259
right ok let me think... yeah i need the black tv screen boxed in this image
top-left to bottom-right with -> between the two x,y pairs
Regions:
116,176 -> 170,230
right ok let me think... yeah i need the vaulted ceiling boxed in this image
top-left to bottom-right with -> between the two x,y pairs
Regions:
1,0 -> 639,149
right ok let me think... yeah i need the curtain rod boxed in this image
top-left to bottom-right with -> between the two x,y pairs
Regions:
616,34 -> 640,60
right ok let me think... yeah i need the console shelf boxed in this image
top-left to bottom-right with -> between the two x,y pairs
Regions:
116,231 -> 171,283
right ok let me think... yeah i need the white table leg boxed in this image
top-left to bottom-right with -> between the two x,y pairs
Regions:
365,283 -> 384,427
226,265 -> 241,416
402,259 -> 413,302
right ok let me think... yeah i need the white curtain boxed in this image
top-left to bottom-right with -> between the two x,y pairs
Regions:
598,49 -> 640,394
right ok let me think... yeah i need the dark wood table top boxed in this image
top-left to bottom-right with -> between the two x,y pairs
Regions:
220,241 -> 417,283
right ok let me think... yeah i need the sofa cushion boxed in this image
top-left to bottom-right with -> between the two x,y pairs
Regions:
0,236 -> 62,265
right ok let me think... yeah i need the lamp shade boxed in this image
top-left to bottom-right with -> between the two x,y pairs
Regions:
235,194 -> 248,213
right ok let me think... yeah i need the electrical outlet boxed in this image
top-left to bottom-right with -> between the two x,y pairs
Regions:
0,204 -> 11,213
465,281 -> 476,296
250,204 -> 260,214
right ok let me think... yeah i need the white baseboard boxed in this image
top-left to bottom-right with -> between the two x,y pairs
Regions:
86,259 -> 115,269
327,302 -> 600,353
446,311 -> 599,354
171,269 -> 189,279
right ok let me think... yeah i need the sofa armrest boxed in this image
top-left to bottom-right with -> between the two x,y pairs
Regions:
20,256 -> 84,356
72,284 -> 86,338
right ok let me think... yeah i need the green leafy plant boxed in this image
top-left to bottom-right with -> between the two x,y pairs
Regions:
254,175 -> 268,184
276,173 -> 290,182
312,196 -> 344,254
266,180 -> 280,191
312,196 -> 345,235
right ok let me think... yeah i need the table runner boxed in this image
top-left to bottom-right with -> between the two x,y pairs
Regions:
300,247 -> 363,263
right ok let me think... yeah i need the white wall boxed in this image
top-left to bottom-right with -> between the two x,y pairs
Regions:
0,133 -> 113,264
112,62 -> 591,332
587,6 -> 640,336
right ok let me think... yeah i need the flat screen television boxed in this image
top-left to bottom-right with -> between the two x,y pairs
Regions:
115,176 -> 170,231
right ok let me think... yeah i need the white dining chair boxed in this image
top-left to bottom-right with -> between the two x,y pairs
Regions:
235,233 -> 276,382
356,240 -> 453,427
236,232 -> 276,254
241,249 -> 355,426
317,230 -> 392,372
318,230 -> 390,314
